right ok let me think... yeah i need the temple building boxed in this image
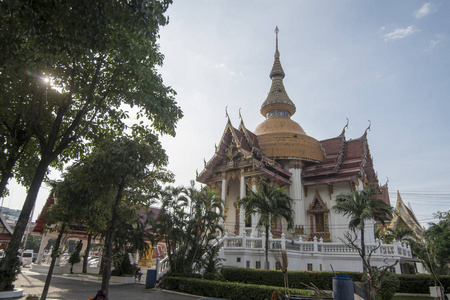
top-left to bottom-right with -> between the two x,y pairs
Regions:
388,191 -> 424,241
196,28 -> 413,273
197,28 -> 379,243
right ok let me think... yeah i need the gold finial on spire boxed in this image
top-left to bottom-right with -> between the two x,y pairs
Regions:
225,106 -> 230,121
275,26 -> 279,54
239,108 -> 243,122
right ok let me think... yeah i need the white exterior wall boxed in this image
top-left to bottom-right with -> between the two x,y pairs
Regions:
326,183 -> 354,242
288,166 -> 304,227
224,178 -> 240,235
239,175 -> 246,235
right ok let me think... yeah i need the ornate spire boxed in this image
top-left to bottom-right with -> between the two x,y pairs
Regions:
270,26 -> 285,79
261,26 -> 296,118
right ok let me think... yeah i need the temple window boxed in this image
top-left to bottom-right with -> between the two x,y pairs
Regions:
266,110 -> 290,119
307,191 -> 331,242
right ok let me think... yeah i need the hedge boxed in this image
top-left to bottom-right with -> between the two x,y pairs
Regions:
221,267 -> 362,290
161,276 -> 323,300
221,268 -> 450,294
395,274 -> 450,294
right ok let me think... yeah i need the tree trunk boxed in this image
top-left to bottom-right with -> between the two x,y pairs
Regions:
40,223 -> 66,300
360,227 -> 367,273
368,280 -> 376,300
82,234 -> 92,273
265,225 -> 269,270
101,179 -> 125,295
0,159 -> 49,290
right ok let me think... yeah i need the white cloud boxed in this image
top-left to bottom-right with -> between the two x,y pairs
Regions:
211,63 -> 243,78
383,25 -> 418,42
426,34 -> 446,50
414,3 -> 434,19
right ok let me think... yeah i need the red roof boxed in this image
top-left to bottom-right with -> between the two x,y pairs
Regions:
32,191 -> 161,235
303,131 -> 378,187
32,192 -> 55,234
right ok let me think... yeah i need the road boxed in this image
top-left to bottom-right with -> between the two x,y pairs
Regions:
15,270 -> 199,300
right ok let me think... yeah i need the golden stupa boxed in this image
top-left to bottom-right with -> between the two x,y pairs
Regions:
254,27 -> 324,162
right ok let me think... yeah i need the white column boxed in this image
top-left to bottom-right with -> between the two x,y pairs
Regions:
251,180 -> 258,237
289,165 -> 303,226
36,233 -> 50,264
239,175 -> 246,235
356,181 -> 377,245
221,178 -> 227,230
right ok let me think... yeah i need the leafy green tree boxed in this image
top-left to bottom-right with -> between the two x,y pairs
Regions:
23,234 -> 42,253
332,185 -> 393,270
238,179 -> 294,270
110,206 -> 155,275
333,185 -> 394,300
67,136 -> 170,295
156,182 -> 224,274
0,0 -> 181,289
68,249 -> 81,274
410,211 -> 450,289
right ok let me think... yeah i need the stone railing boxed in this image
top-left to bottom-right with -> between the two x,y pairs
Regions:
222,231 -> 412,258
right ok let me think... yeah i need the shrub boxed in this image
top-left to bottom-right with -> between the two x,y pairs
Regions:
0,256 -> 21,290
203,272 -> 216,280
68,250 -> 81,274
161,276 -> 318,300
221,267 -> 362,290
378,272 -> 400,300
396,274 -> 450,294
111,254 -> 134,276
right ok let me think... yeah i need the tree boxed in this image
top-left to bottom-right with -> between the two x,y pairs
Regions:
68,249 -> 81,274
342,232 -> 399,300
238,179 -> 294,270
110,206 -> 155,275
156,182 -> 224,274
23,234 -> 43,253
57,136 -> 170,295
410,211 -> 449,291
0,0 -> 182,289
332,185 -> 393,271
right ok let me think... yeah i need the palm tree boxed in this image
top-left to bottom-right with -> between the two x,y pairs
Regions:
332,185 -> 393,270
239,179 -> 294,270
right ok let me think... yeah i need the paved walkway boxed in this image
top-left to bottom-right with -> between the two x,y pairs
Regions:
15,269 -> 199,300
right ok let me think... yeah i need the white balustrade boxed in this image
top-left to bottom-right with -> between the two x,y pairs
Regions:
220,234 -> 412,258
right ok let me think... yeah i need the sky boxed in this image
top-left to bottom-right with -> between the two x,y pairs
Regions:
4,0 -> 450,227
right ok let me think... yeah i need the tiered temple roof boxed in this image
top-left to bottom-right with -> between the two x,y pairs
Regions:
302,124 -> 378,187
197,117 -> 292,186
390,191 -> 424,239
